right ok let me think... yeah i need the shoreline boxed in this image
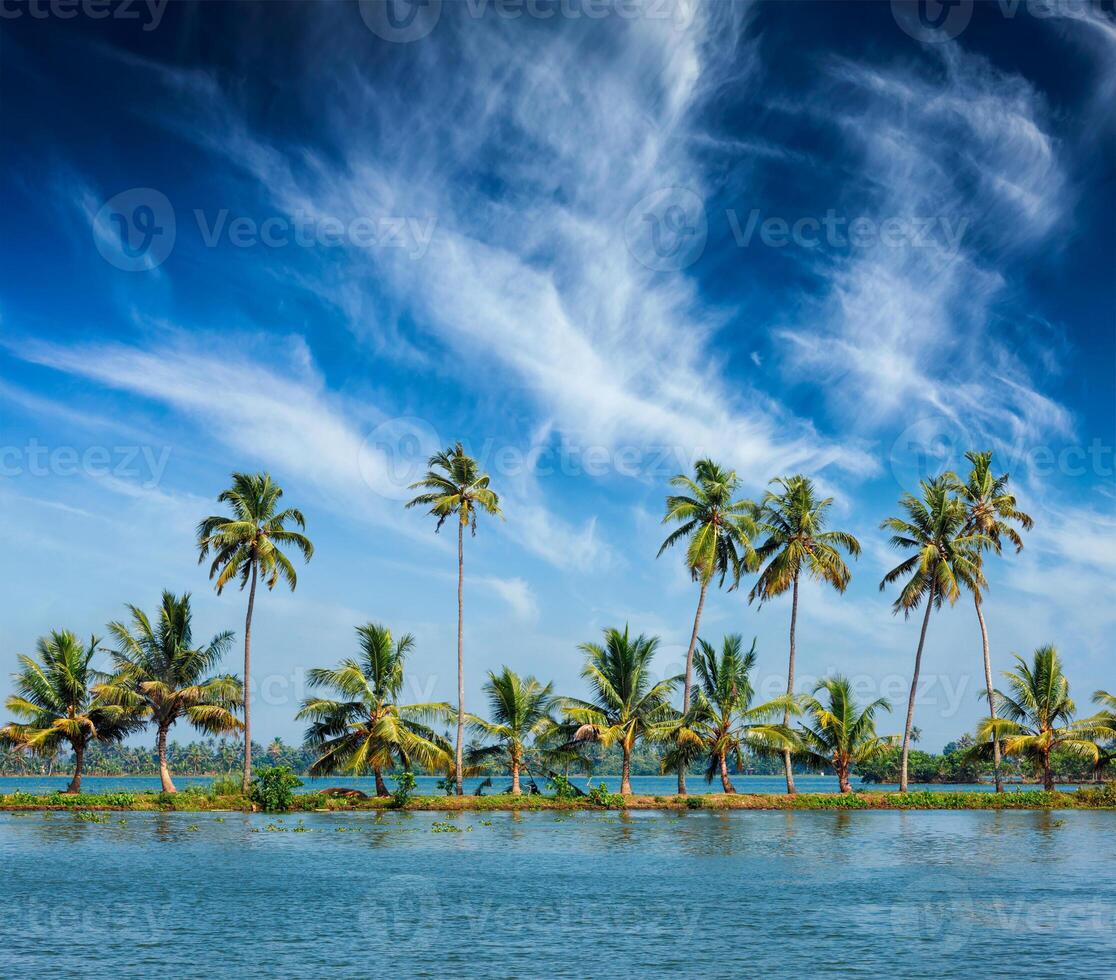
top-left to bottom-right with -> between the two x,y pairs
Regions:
3,789 -> 1114,812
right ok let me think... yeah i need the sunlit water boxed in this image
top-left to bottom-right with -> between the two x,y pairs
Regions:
2,809 -> 1114,977
0,773 -> 1086,796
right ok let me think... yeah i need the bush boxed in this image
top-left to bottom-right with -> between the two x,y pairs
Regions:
208,775 -> 243,798
250,766 -> 303,812
390,771 -> 417,809
585,783 -> 624,809
1075,781 -> 1116,807
547,775 -> 579,800
684,795 -> 704,809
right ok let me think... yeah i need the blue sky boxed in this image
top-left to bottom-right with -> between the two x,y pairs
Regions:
0,0 -> 1113,750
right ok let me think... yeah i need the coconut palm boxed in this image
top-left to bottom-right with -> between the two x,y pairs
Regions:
657,458 -> 757,793
406,441 -> 502,795
880,476 -> 985,791
668,634 -> 797,793
99,592 -> 243,794
296,623 -> 452,796
750,475 -> 861,794
977,645 -> 1101,791
0,631 -> 139,793
796,676 -> 896,793
948,450 -> 1033,792
1088,691 -> 1116,781
563,626 -> 680,796
196,472 -> 313,792
465,668 -> 556,795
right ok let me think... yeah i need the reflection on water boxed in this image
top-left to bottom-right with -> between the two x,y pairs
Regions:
2,809 -> 1113,977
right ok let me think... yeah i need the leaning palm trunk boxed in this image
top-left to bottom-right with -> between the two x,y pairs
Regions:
66,742 -> 85,794
719,749 -> 735,794
678,579 -> 709,795
374,767 -> 388,797
782,573 -> 800,794
456,521 -> 465,797
899,585 -> 935,792
974,594 -> 1003,792
157,724 -> 177,794
242,560 -> 258,794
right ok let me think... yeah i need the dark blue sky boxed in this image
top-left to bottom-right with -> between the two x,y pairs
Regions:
0,0 -> 1113,747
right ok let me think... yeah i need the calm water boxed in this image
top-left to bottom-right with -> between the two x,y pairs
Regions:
2,809 -> 1114,978
0,773 -> 1085,796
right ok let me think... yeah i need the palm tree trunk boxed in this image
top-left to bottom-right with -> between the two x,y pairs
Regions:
455,520 -> 465,797
719,749 -> 735,794
241,559 -> 258,794
157,724 -> 177,794
511,757 -> 521,795
678,578 -> 709,795
900,585 -> 935,793
374,768 -> 388,797
621,745 -> 632,796
66,742 -> 84,794
783,571 -> 800,794
837,758 -> 851,794
974,594 -> 1003,793
1043,747 -> 1054,792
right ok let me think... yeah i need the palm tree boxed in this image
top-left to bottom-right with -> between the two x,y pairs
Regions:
406,441 -> 502,795
657,458 -> 757,793
677,634 -> 797,793
563,625 -> 680,796
1088,691 -> 1116,781
796,676 -> 896,793
880,476 -> 985,791
947,451 -> 1033,793
977,645 -> 1101,791
466,668 -> 556,794
296,623 -> 452,796
99,592 -> 243,794
750,475 -> 861,794
0,631 -> 138,793
196,472 -> 313,792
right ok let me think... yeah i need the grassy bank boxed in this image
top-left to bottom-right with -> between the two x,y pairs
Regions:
3,786 -> 1115,813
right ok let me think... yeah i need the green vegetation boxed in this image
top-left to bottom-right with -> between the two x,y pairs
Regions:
197,471 -> 314,793
2,453 -> 1113,813
99,591 -> 243,794
406,441 -> 502,797
295,623 -> 452,796
750,476 -> 861,794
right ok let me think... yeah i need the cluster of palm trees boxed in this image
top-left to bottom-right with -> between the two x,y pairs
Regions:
2,445 -> 1112,797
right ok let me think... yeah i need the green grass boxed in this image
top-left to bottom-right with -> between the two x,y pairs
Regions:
2,787 -> 1115,812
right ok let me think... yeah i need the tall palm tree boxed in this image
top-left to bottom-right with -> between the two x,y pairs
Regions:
466,667 -> 556,794
880,476 -> 985,791
406,441 -> 502,796
977,645 -> 1101,791
296,623 -> 452,796
947,450 -> 1033,793
657,458 -> 757,793
196,472 -> 313,792
674,634 -> 797,793
750,475 -> 861,794
796,676 -> 896,793
1088,691 -> 1116,781
99,591 -> 243,794
0,631 -> 138,793
563,625 -> 680,796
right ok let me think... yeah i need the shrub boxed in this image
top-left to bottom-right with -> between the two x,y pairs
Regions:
547,775 -> 579,800
685,795 -> 704,810
390,771 -> 417,809
250,766 -> 303,812
585,783 -> 624,809
208,775 -> 242,798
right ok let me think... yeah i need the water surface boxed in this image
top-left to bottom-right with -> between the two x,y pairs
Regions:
3,809 -> 1113,977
